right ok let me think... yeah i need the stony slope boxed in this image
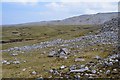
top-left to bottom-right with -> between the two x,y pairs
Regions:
100,17 -> 120,32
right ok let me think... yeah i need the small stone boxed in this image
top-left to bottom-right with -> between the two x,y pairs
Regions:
23,60 -> 27,63
13,61 -> 20,64
106,70 -> 110,75
22,68 -> 26,71
48,76 -> 52,78
115,59 -> 118,62
92,70 -> 96,74
31,71 -> 37,75
112,69 -> 118,74
75,58 -> 85,62
2,60 -> 7,64
109,58 -> 113,62
64,56 -> 68,59
97,72 -> 100,74
94,55 -> 101,60
107,62 -> 113,66
70,67 -> 89,73
49,69 -> 54,73
99,70 -> 102,73
60,65 -> 66,69
11,53 -> 18,56
6,62 -> 10,65
85,66 -> 89,70
80,65 -> 85,68
49,69 -> 59,75
69,65 -> 76,71
54,70 -> 59,75
85,73 -> 89,76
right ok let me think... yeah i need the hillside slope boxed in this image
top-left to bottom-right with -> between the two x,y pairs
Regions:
2,12 -> 119,27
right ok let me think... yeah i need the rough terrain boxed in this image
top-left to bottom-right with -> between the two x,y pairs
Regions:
1,13 -> 120,79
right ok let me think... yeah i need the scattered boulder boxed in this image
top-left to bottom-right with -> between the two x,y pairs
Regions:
48,48 -> 70,59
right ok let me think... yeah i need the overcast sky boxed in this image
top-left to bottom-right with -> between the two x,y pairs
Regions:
1,0 -> 119,25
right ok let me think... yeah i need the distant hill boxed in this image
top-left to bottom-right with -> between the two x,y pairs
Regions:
2,12 -> 119,27
61,12 -> 119,25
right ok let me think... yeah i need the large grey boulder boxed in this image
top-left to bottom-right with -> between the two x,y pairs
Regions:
48,48 -> 70,58
57,48 -> 70,58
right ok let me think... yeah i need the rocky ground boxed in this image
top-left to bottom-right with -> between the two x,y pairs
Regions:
47,53 -> 120,79
1,17 -> 120,79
